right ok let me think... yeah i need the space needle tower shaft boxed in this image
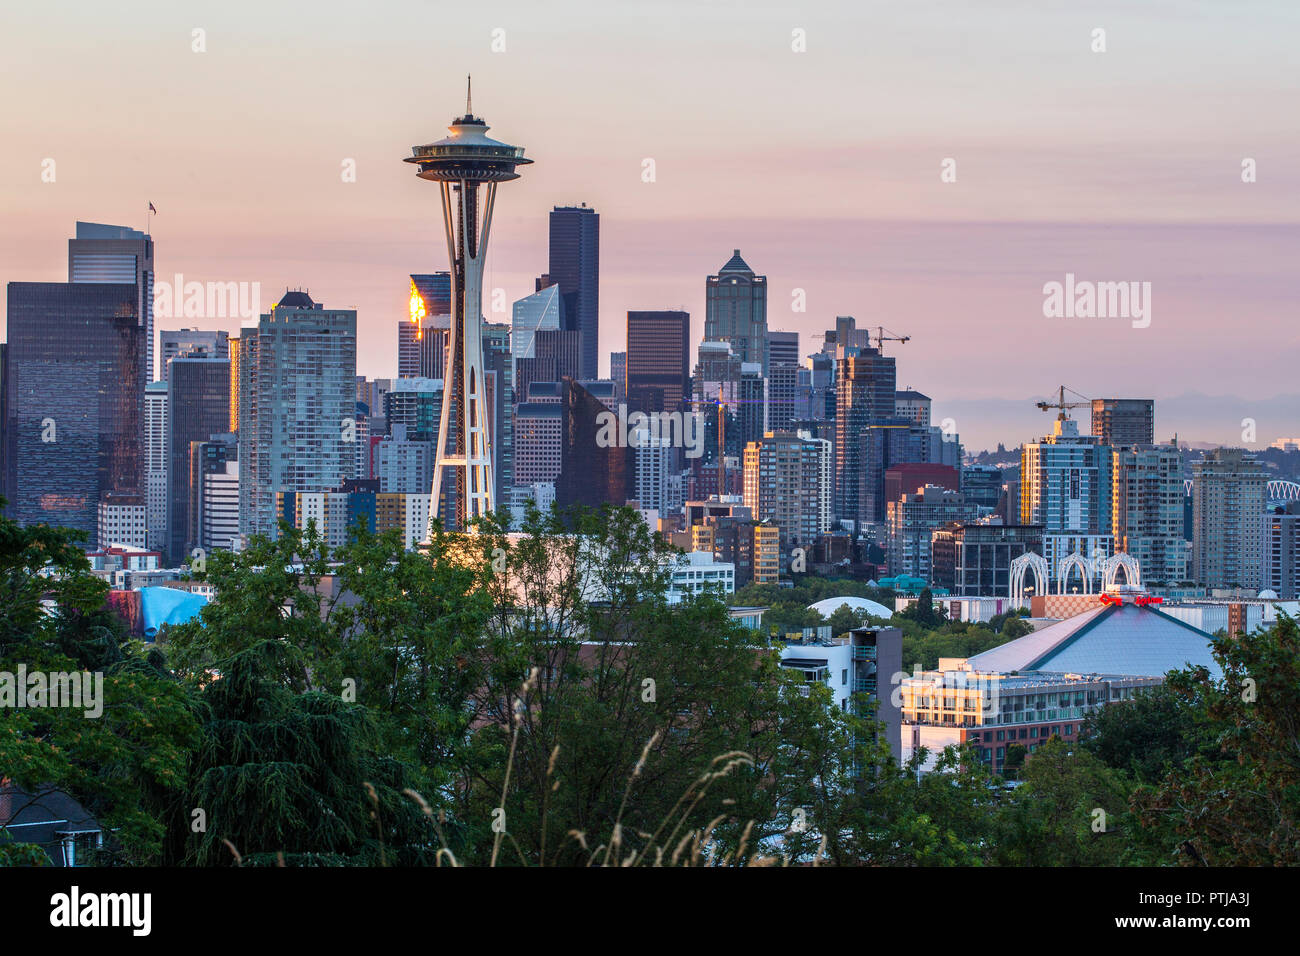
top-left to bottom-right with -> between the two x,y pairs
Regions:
405,78 -> 532,534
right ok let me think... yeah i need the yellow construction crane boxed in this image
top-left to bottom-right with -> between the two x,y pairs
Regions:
1035,385 -> 1091,423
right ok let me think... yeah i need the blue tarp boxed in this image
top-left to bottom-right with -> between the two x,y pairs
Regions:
139,587 -> 209,640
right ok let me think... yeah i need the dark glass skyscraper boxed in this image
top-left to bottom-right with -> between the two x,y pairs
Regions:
68,222 -> 154,384
556,378 -> 631,512
548,205 -> 600,381
834,349 -> 897,529
167,357 -> 231,563
3,282 -> 143,545
626,310 -> 689,414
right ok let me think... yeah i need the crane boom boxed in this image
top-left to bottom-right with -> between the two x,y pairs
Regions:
1035,385 -> 1091,422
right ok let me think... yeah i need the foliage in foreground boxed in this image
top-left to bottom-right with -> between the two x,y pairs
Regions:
3,496 -> 1298,866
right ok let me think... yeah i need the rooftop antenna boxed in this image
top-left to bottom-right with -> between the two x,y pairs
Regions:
466,74 -> 472,115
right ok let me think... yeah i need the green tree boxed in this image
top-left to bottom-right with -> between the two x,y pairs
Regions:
451,503 -> 865,866
847,743 -> 998,866
181,639 -> 431,866
0,499 -> 199,864
991,737 -> 1134,866
1138,614 -> 1300,865
1080,683 -> 1211,786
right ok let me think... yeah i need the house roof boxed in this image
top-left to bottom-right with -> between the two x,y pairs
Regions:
0,785 -> 102,866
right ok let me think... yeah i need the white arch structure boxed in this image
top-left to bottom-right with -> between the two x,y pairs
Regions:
1268,479 -> 1300,502
1010,553 -> 1049,608
1101,552 -> 1141,589
1056,552 -> 1093,595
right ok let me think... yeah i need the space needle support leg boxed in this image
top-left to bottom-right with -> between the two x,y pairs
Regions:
427,180 -> 461,540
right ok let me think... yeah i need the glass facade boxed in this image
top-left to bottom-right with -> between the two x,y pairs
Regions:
3,282 -> 143,547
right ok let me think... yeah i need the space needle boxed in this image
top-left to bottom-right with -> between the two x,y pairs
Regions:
405,78 -> 532,533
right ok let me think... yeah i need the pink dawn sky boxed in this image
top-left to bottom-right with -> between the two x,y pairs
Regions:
2,0 -> 1297,449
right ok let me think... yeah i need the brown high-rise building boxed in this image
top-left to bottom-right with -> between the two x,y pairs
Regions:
626,310 -> 689,414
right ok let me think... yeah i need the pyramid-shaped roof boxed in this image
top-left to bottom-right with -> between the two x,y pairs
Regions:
967,601 -> 1221,679
718,249 -> 753,275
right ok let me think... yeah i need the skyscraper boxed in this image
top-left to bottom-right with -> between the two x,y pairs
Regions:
1020,418 -> 1113,535
237,291 -> 357,538
3,282 -> 143,546
516,328 -> 582,404
1020,417 -> 1115,580
609,352 -> 627,401
632,425 -> 679,518
167,357 -> 231,563
766,330 -> 799,370
483,321 -> 514,505
555,378 -> 632,512
68,221 -> 154,383
376,424 -> 434,495
144,381 -> 168,551
1091,398 -> 1155,447
1192,448 -> 1267,588
406,87 -> 532,530
512,401 -> 563,488
1112,444 -> 1188,585
834,349 -> 897,529
705,250 -> 768,375
626,310 -> 690,414
767,331 -> 800,432
742,431 -> 830,553
548,205 -> 600,381
1263,503 -> 1300,600
192,433 -> 239,553
403,273 -> 452,380
511,285 -> 564,372
895,389 -> 932,428
159,329 -> 229,381
885,485 -> 980,580
385,378 -> 443,444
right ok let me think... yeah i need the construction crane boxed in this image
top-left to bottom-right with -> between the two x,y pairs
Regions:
685,397 -> 729,494
1035,385 -> 1091,423
868,325 -> 910,353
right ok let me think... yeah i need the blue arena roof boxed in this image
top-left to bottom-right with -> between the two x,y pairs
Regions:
967,601 -> 1221,680
139,587 -> 208,640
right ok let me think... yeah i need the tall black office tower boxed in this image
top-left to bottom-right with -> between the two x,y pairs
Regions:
68,222 -> 154,384
3,282 -> 143,545
548,205 -> 600,381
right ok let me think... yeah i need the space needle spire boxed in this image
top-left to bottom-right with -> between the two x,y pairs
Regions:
405,84 -> 532,534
